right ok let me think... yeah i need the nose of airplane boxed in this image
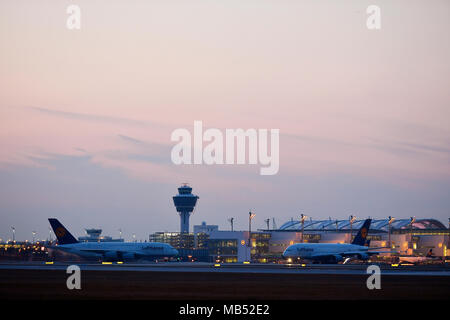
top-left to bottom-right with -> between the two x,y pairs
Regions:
172,248 -> 179,256
283,247 -> 296,259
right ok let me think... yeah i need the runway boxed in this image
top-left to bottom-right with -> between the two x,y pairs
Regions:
0,261 -> 449,276
1,261 -> 449,300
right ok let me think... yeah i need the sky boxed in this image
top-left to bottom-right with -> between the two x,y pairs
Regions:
0,0 -> 449,241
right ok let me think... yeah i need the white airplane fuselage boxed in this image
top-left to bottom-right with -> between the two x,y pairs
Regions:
283,243 -> 371,261
50,241 -> 178,261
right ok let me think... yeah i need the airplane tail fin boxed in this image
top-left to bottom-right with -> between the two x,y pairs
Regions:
48,218 -> 79,245
352,219 -> 371,246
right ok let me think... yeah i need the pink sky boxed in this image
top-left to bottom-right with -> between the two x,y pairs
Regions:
0,1 -> 449,240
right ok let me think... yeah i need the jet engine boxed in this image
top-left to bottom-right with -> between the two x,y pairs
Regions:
357,253 -> 369,260
104,251 -> 119,260
122,252 -> 136,260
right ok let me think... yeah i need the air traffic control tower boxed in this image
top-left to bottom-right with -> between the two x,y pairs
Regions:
173,184 -> 199,233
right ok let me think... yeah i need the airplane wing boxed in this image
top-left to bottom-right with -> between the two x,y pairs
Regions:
79,249 -> 137,255
78,249 -> 143,260
343,250 -> 395,256
309,253 -> 348,262
367,250 -> 395,254
310,250 -> 394,262
79,249 -> 109,254
310,254 -> 339,259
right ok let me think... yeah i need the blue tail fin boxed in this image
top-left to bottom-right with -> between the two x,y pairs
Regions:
352,219 -> 371,246
48,218 -> 79,245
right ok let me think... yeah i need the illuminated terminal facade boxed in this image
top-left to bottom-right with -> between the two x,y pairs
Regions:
148,229 -> 270,263
154,185 -> 447,263
149,218 -> 449,263
269,218 -> 449,259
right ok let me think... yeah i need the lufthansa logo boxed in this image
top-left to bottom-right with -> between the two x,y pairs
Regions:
361,228 -> 368,238
56,227 -> 66,238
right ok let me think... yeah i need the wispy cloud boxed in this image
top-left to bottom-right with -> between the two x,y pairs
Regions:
24,106 -> 147,127
399,142 -> 450,155
118,134 -> 143,144
368,138 -> 450,156
286,132 -> 450,158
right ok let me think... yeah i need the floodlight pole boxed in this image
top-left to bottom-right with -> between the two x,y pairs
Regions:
349,215 -> 356,244
388,216 -> 395,249
300,214 -> 307,243
248,212 -> 252,247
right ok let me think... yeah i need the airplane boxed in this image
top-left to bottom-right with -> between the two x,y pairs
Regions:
397,249 -> 441,265
48,218 -> 178,262
282,219 -> 392,264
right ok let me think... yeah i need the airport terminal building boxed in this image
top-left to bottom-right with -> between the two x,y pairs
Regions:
2,184 -> 448,264
153,185 -> 446,263
149,218 -> 449,263
269,218 -> 449,259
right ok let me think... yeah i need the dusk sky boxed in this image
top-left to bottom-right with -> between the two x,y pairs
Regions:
1,0 -> 449,241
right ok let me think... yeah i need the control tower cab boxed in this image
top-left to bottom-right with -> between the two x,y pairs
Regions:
173,184 -> 199,233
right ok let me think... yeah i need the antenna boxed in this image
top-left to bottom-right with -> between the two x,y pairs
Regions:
264,218 -> 270,230
272,218 -> 277,230
228,218 -> 234,232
